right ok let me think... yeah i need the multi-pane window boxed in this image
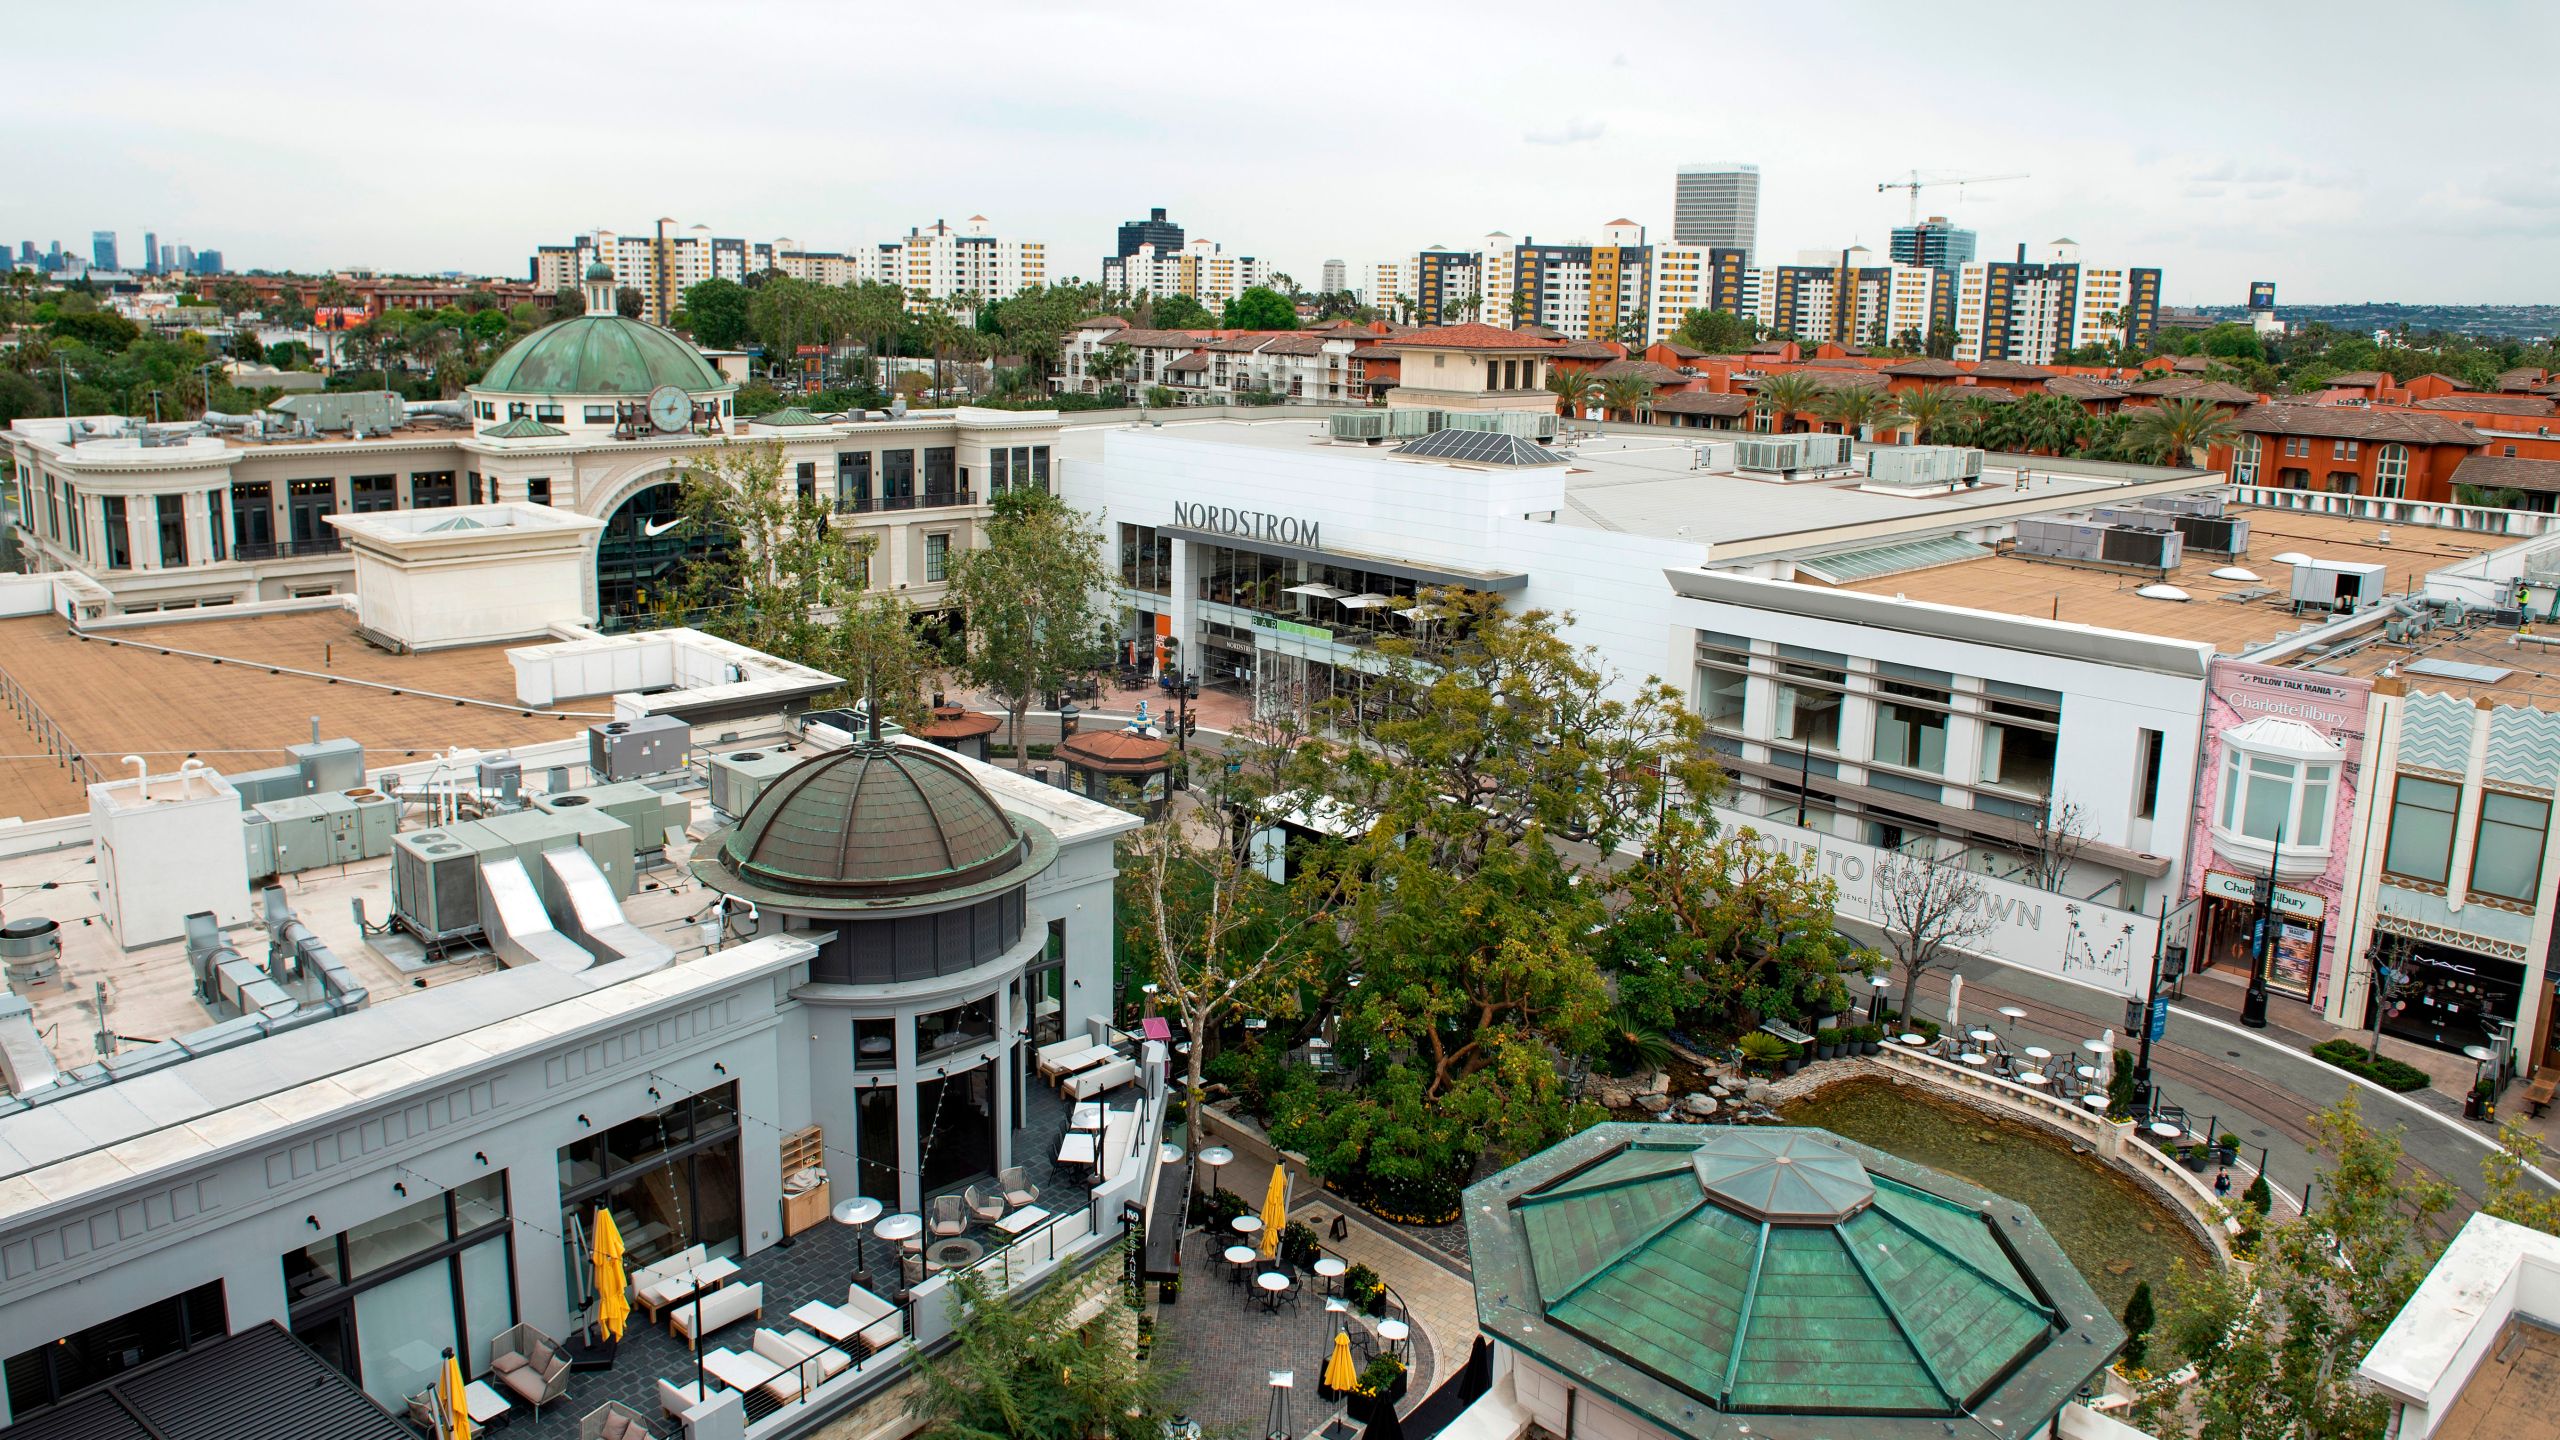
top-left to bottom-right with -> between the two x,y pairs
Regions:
410,472 -> 456,508
1978,684 -> 2062,794
883,449 -> 915,501
2332,439 -> 2360,460
837,451 -> 872,507
2472,791 -> 2550,902
1695,633 -> 1751,733
925,532 -> 949,582
350,475 -> 397,513
989,448 -> 1009,495
1872,671 -> 1953,774
1772,650 -> 1846,752
2218,750 -> 2332,848
2374,443 -> 2408,499
925,447 -> 956,500
2231,434 -> 2260,485
155,495 -> 187,567
796,462 -> 816,501
2382,775 -> 2461,884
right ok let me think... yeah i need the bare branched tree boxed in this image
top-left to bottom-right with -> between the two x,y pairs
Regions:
2017,792 -> 2093,893
1876,849 -> 1999,1013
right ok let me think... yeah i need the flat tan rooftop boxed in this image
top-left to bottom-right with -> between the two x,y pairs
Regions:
0,610 -> 606,823
2322,620 -> 2560,710
2434,1320 -> 2560,1440
1831,508 -> 2501,654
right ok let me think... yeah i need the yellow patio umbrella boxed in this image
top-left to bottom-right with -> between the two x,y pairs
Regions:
592,1208 -> 630,1343
438,1348 -> 473,1440
1323,1329 -> 1359,1395
1256,1161 -> 1288,1260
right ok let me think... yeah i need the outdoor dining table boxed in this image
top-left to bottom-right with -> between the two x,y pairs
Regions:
1997,1005 -> 2028,1026
1898,1033 -> 1927,1047
1231,1215 -> 1263,1237
2081,1093 -> 2109,1110
1255,1272 -> 1292,1310
1312,1256 -> 1347,1294
1968,1029 -> 2000,1046
1057,1132 -> 1097,1168
2016,1070 -> 2048,1087
2149,1121 -> 2183,1142
1377,1318 -> 1411,1358
2023,1045 -> 2053,1063
1960,1053 -> 1988,1067
997,1205 -> 1051,1236
462,1380 -> 512,1427
704,1345 -> 785,1394
1071,1101 -> 1103,1132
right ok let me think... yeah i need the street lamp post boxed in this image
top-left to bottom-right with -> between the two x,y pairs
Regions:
2132,895 -> 2170,1098
2242,824 -> 2282,1030
1795,731 -> 1813,827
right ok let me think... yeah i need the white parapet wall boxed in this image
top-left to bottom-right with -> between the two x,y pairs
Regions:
329,503 -> 607,651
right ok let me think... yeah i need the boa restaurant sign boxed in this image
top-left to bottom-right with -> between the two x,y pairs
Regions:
1711,807 -> 2158,998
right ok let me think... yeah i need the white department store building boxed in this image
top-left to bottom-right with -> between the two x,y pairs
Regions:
1056,410 -> 2222,975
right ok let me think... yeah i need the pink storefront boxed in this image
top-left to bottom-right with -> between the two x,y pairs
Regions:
2183,659 -> 2373,1009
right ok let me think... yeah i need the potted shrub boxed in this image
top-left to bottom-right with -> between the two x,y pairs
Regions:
1159,1273 -> 1183,1304
2180,1141 -> 2210,1172
1815,1030 -> 1839,1062
1780,1042 -> 1804,1076
1343,1262 -> 1384,1316
1355,1355 -> 1408,1413
1857,1024 -> 1883,1056
1280,1220 -> 1319,1269
1737,1032 -> 1791,1074
2215,1132 -> 2240,1166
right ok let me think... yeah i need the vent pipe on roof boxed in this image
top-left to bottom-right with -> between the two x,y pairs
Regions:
0,995 -> 57,1097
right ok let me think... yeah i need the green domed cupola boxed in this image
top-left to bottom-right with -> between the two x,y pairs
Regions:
475,315 -> 726,396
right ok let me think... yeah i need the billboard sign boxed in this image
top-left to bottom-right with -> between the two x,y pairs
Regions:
1711,807 -> 2158,998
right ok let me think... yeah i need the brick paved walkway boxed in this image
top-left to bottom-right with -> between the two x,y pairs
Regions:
1153,1222 -> 1434,1439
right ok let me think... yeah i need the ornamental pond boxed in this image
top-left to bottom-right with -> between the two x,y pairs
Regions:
1779,1074 -> 2215,1314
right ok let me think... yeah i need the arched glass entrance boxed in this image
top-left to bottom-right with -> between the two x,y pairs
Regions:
596,480 -> 731,624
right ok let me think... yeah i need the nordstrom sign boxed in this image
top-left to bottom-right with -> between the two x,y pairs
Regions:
1170,502 -> 1321,548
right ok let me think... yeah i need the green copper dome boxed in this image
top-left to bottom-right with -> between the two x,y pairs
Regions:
476,315 -> 725,396
698,741 -> 1046,908
1466,1125 -> 2119,1436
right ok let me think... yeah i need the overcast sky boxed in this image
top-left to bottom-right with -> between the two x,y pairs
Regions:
8,1 -> 2550,305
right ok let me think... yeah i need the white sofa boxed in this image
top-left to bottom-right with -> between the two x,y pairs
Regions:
1032,1036 -> 1092,1075
669,1281 -> 763,1350
1066,1057 -> 1138,1101
631,1244 -> 709,1318
752,1328 -> 853,1401
841,1284 -> 906,1352
657,1379 -> 711,1420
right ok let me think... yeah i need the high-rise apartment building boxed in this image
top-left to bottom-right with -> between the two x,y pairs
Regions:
1512,221 -> 1655,341
175,244 -> 194,275
530,223 -> 788,324
1951,241 -> 2161,363
1115,207 -> 1183,259
1890,215 -> 1977,273
142,231 -> 158,275
192,250 -> 223,276
1672,164 -> 1760,266
91,230 -> 118,272
863,217 -> 1049,309
159,244 -> 176,274
1102,237 -> 1274,310
1320,259 -> 1346,295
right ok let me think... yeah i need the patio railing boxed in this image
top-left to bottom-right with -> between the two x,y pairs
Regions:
740,1078 -> 1169,1439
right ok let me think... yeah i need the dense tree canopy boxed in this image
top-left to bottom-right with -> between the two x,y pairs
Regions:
1220,286 -> 1297,331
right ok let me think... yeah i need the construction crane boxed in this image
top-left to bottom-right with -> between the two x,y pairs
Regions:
1877,171 -> 2029,226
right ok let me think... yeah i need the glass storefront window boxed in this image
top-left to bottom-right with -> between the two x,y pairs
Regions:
1872,679 -> 1950,774
918,1063 -> 997,1195
1029,962 -> 1065,1049
286,1176 -> 514,1407
5,1280 -> 226,1418
917,996 -> 997,1061
1695,633 -> 1749,732
856,1016 -> 898,1069
557,1083 -> 744,1282
857,1085 -> 901,1205
1774,662 -> 1843,751
346,1191 -> 449,1278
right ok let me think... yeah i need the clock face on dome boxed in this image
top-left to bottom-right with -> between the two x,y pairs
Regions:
648,385 -> 692,433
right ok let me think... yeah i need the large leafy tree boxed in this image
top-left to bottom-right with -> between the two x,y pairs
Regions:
2134,1094 -> 2453,1440
1270,592 -> 1721,1189
664,440 -> 863,652
679,277 -> 752,349
945,489 -> 1115,764
1599,813 -> 1874,1035
1220,286 -> 1297,331
1150,293 -> 1212,330
909,1258 -> 1171,1440
1674,307 -> 1757,354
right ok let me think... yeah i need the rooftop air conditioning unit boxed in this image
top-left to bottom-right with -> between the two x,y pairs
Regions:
2101,526 -> 2183,569
2172,513 -> 2249,555
707,748 -> 804,821
588,715 -> 690,782
392,829 -> 486,943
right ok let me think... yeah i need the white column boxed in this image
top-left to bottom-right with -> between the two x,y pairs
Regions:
185,489 -> 214,566
1168,537 -> 1201,669
126,494 -> 156,571
1942,676 -> 1986,812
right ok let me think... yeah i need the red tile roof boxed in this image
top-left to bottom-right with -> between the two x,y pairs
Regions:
1650,392 -> 1753,416
2451,455 -> 2560,493
1880,358 -> 1966,377
1970,360 -> 2058,380
1381,323 -> 1562,351
2126,376 -> 2258,404
2414,393 -> 2555,417
2235,402 -> 2486,446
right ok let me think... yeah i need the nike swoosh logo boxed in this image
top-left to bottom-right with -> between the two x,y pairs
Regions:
643,518 -> 685,537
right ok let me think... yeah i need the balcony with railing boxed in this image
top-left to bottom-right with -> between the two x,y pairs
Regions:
833,489 -> 976,516
231,535 -> 346,561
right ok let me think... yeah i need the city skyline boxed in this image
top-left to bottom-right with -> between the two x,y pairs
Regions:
2,1 -> 2551,304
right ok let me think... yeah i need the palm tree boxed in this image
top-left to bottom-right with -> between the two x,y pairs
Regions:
1818,386 -> 1907,441
2017,394 -> 2087,456
2127,396 -> 2241,467
1545,366 -> 1600,418
1599,374 -> 1654,423
1898,385 -> 1958,444
1754,372 -> 1823,433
